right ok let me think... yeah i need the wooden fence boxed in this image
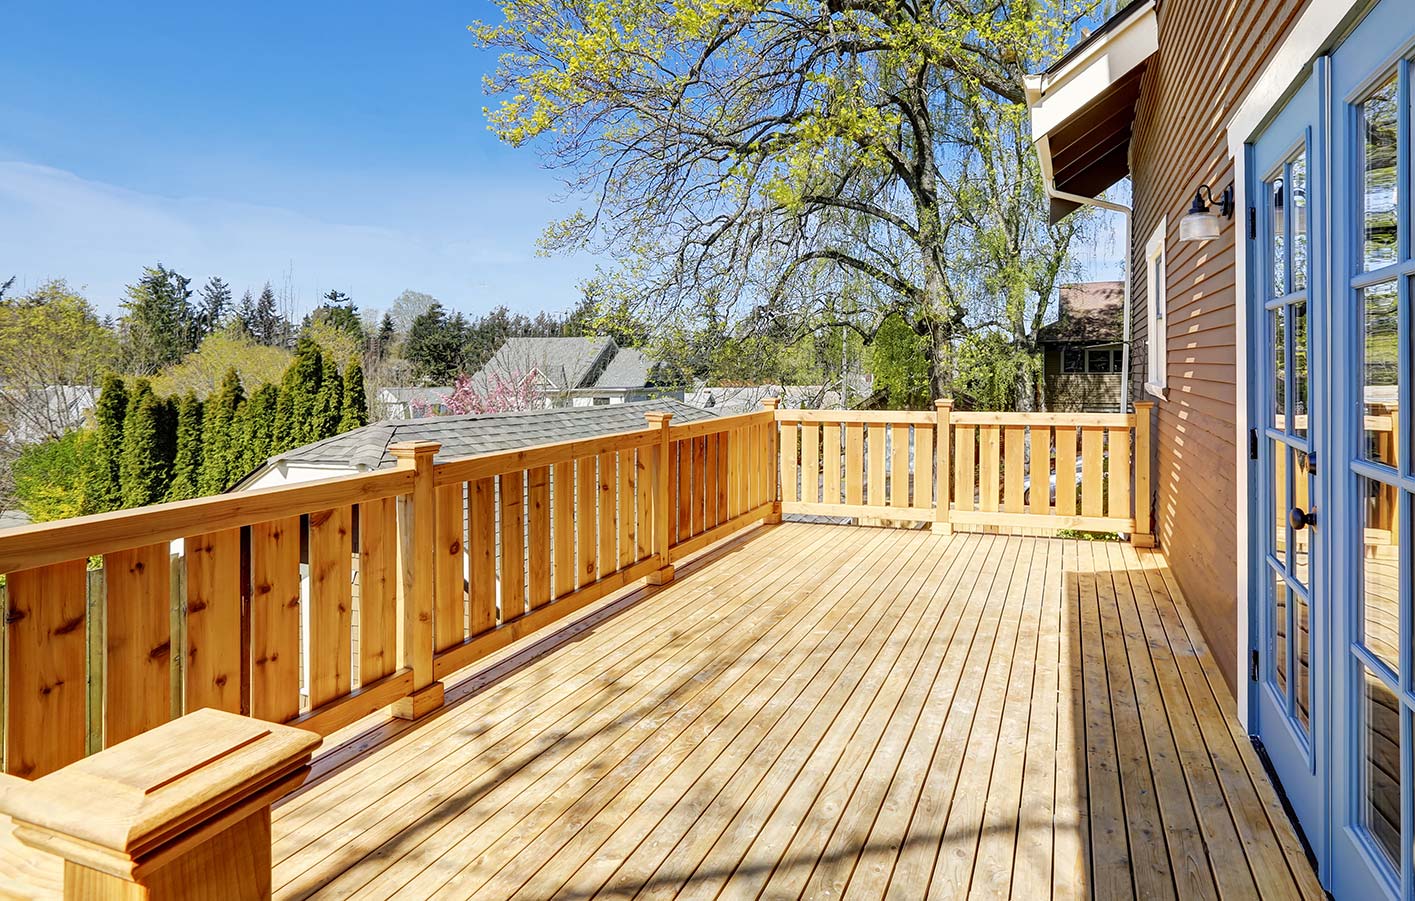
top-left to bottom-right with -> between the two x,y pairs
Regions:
0,409 -> 773,780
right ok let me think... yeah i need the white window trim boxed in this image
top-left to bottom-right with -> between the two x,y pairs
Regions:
1143,219 -> 1168,398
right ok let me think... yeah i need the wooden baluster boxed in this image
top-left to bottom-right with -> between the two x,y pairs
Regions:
576,456 -> 597,587
890,423 -> 910,509
915,420 -> 934,513
979,425 -> 1001,513
552,461 -> 575,597
599,450 -> 618,576
389,440 -> 443,721
468,476 -> 497,631
845,423 -> 865,506
761,399 -> 782,522
1133,401 -> 1156,546
715,430 -> 729,524
955,423 -> 976,514
529,466 -> 551,609
5,560 -> 87,777
1003,425 -> 1025,514
674,442 -> 691,545
800,423 -> 820,505
933,399 -> 952,534
636,448 -> 653,561
1029,427 -> 1052,516
646,412 -> 675,584
823,422 -> 842,505
1109,426 -> 1132,527
433,484 -> 464,653
105,543 -> 173,744
1081,426 -> 1105,518
1055,427 -> 1078,516
250,517 -> 300,724
868,423 -> 886,507
307,507 -> 353,709
357,498 -> 398,685
186,528 -> 243,713
500,471 -> 527,617
619,449 -> 636,570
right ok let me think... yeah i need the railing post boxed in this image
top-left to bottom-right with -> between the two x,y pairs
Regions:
389,441 -> 445,719
933,399 -> 953,535
0,708 -> 319,901
645,413 -> 675,585
760,398 -> 783,523
1132,402 -> 1156,547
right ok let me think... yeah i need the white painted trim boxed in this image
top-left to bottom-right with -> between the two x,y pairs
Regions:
1144,220 -> 1168,394
1224,0 -> 1362,731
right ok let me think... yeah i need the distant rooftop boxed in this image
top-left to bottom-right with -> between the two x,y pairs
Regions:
1036,281 -> 1125,345
476,337 -> 616,390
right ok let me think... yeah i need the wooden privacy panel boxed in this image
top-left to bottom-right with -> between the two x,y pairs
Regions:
576,456 -> 597,588
358,497 -> 398,685
104,543 -> 172,745
5,560 -> 87,777
619,450 -> 636,570
434,484 -> 465,652
500,471 -> 527,618
552,462 -> 575,598
599,451 -> 617,578
468,477 -> 497,633
250,516 -> 301,724
529,466 -> 551,609
185,528 -> 243,713
307,507 -> 353,709
636,450 -> 652,561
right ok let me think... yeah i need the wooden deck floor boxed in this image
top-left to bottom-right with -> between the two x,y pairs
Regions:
270,523 -> 1323,900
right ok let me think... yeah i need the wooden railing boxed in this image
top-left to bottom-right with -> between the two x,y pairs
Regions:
775,401 -> 1155,545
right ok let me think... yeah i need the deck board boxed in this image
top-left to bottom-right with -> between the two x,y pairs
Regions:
272,523 -> 1322,900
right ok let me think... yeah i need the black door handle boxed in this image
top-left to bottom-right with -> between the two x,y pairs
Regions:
1289,507 -> 1316,530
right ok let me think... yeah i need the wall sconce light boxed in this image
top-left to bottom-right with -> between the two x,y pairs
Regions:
1179,184 -> 1234,242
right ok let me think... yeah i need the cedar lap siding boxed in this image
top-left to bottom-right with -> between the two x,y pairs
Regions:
1126,0 -> 1309,689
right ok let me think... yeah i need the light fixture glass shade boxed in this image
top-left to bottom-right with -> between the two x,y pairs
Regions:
1179,210 -> 1222,241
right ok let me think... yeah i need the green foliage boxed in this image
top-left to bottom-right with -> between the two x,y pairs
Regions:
119,380 -> 176,508
149,330 -> 292,399
166,393 -> 204,501
82,373 -> 129,514
120,265 -> 196,374
276,337 -> 327,445
196,276 -> 232,337
239,383 -> 280,475
313,353 -> 345,441
308,290 -> 364,341
340,362 -> 369,432
404,303 -> 468,383
13,430 -> 92,522
199,369 -> 245,495
954,331 -> 1041,411
866,315 -> 931,409
248,283 -> 290,347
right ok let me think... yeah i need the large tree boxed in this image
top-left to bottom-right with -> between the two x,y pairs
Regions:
196,276 -> 232,338
119,264 -> 196,374
476,0 -> 1097,395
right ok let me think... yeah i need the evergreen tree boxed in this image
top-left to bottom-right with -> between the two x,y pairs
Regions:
119,265 -> 197,373
275,337 -> 323,445
339,361 -> 369,432
119,380 -> 175,508
196,277 -> 232,338
166,392 -> 204,501
241,383 -> 279,472
251,283 -> 288,347
232,289 -> 257,337
404,302 -> 467,383
199,368 -> 245,494
373,313 -> 396,360
82,373 -> 128,513
313,353 -> 344,440
307,290 -> 364,341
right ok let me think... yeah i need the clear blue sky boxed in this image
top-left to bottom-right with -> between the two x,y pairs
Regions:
0,1 -> 597,319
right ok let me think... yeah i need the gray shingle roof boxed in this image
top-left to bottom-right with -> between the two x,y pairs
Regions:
594,348 -> 654,389
476,337 -> 616,390
252,400 -> 718,473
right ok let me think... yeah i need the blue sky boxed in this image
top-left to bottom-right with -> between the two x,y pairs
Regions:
0,2 -> 1122,321
0,1 -> 597,319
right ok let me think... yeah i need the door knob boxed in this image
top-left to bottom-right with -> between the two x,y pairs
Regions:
1289,507 -> 1316,530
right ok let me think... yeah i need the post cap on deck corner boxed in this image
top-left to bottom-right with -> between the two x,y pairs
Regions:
644,411 -> 674,426
388,440 -> 442,457
934,398 -> 954,410
760,397 -> 781,410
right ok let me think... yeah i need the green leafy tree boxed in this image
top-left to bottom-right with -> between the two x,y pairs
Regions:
404,303 -> 467,383
475,0 -> 1095,396
339,361 -> 369,432
199,368 -> 245,494
313,353 -> 344,440
166,392 -> 204,501
119,380 -> 176,508
867,314 -> 931,409
82,374 -> 129,513
149,330 -> 292,399
239,383 -> 279,474
275,337 -> 324,445
119,265 -> 196,374
307,290 -> 364,340
13,430 -> 92,522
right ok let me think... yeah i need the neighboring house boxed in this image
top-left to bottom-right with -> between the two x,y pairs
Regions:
683,384 -> 848,415
1028,0 -> 1412,890
232,399 -> 717,490
374,386 -> 453,420
1036,281 -> 1126,413
472,337 -> 676,407
0,385 -> 98,444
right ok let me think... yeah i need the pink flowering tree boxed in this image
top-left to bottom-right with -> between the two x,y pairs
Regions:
440,369 -> 541,414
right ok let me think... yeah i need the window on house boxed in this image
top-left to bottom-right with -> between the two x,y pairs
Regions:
1062,347 -> 1085,373
1087,349 -> 1114,373
1112,349 -> 1124,372
592,397 -> 611,406
1145,220 -> 1168,397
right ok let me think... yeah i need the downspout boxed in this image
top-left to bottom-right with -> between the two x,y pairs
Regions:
1045,187 -> 1133,413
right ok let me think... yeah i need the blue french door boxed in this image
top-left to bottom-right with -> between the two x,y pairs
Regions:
1327,4 -> 1415,898
1251,62 -> 1327,858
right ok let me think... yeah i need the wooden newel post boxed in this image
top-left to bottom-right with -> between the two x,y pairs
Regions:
933,399 -> 953,535
389,441 -> 445,719
760,398 -> 783,523
644,413 -> 675,585
0,709 -> 319,900
1132,402 -> 1156,548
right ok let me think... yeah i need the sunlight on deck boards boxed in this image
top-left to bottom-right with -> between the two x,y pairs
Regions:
269,522 -> 1321,900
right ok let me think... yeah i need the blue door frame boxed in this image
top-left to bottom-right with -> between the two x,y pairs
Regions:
1247,2 -> 1415,897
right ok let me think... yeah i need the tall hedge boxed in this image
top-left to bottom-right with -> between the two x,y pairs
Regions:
199,368 -> 245,494
119,380 -> 175,508
165,392 -> 203,501
82,373 -> 129,513
313,353 -> 344,441
340,361 -> 368,432
241,383 -> 280,475
276,336 -> 322,446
